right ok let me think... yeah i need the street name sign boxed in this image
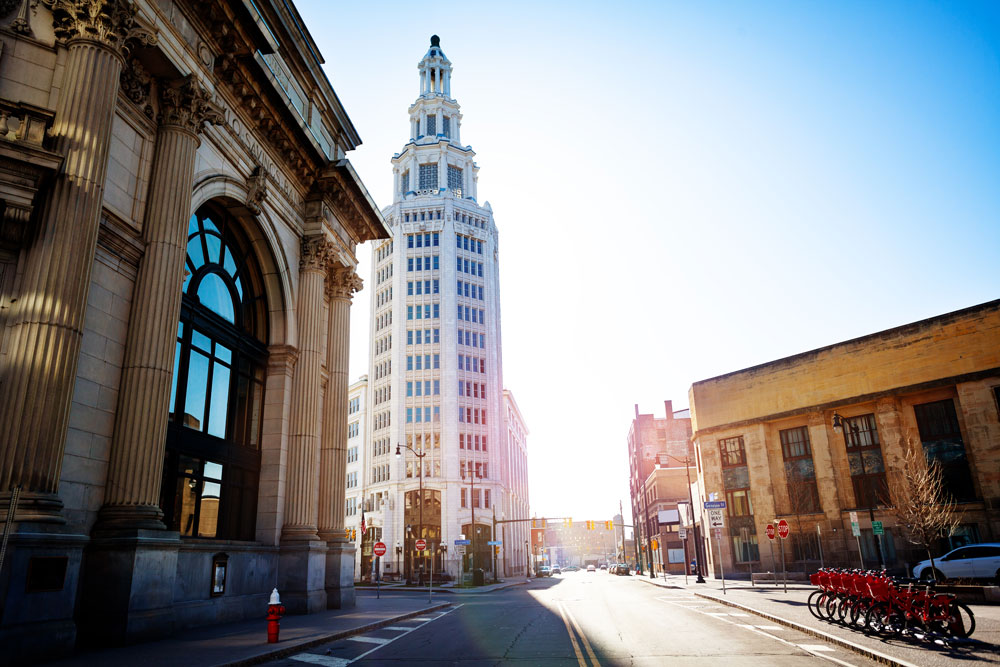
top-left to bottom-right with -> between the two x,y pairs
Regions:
487,540 -> 502,545
851,522 -> 861,536
849,511 -> 858,524
373,542 -> 387,557
415,538 -> 427,551
777,519 -> 790,539
872,521 -> 884,536
454,539 -> 471,545
765,524 -> 776,540
708,508 -> 725,528
704,501 -> 727,509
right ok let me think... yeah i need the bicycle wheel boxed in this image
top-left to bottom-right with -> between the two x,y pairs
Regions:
848,600 -> 866,628
948,602 -> 976,639
824,595 -> 840,621
866,603 -> 899,637
807,591 -> 825,620
836,596 -> 851,624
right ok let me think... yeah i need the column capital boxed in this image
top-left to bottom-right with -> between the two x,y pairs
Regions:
49,0 -> 156,55
326,266 -> 363,300
159,76 -> 224,134
300,236 -> 338,273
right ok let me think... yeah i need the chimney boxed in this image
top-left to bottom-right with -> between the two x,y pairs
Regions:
664,400 -> 673,419
634,404 -> 640,418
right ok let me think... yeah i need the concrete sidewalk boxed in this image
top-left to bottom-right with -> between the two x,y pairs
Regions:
637,573 -> 1000,667
41,595 -> 451,667
354,578 -> 529,594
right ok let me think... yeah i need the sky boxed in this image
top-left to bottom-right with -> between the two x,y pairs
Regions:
294,0 -> 1000,524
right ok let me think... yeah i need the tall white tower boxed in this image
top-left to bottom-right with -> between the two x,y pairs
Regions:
364,36 -> 506,580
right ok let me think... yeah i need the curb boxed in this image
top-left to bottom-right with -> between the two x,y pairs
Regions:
690,592 -> 921,667
355,580 -> 529,594
221,602 -> 453,667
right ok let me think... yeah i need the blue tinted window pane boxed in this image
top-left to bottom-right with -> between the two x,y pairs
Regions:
187,234 -> 205,269
197,273 -> 235,323
204,461 -> 223,480
184,350 -> 210,430
223,247 -> 237,277
192,329 -> 212,352
207,363 -> 230,438
169,340 -> 181,415
205,233 -> 222,264
202,217 -> 220,234
234,276 -> 243,300
188,214 -> 199,237
215,342 -> 232,364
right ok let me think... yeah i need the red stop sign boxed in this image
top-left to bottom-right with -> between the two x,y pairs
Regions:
373,541 -> 387,557
415,538 -> 427,551
765,524 -> 776,540
777,519 -> 790,539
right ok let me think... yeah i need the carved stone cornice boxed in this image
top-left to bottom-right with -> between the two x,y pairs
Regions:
299,236 -> 336,273
326,266 -> 363,301
47,0 -> 156,56
312,161 -> 389,244
159,76 -> 223,134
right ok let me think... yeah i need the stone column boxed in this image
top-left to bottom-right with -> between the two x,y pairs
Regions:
278,236 -> 333,614
0,0 -> 154,522
320,265 -> 362,608
98,78 -> 222,530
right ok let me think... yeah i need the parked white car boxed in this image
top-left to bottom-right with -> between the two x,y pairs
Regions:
912,543 -> 1000,583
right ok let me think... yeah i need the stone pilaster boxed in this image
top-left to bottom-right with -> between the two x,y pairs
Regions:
97,77 -> 223,530
282,237 -> 335,542
0,0 -> 154,522
320,265 -> 362,608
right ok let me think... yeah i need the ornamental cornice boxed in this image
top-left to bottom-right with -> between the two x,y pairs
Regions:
326,266 -> 363,301
159,76 -> 223,134
46,0 -> 156,56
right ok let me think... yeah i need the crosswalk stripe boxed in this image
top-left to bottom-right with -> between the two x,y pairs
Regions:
348,636 -> 390,645
289,655 -> 350,666
384,626 -> 412,631
799,644 -> 835,652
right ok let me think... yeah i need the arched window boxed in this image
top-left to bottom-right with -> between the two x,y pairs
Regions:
160,204 -> 269,541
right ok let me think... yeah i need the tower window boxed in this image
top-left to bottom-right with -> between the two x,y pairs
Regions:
401,170 -> 409,194
443,116 -> 451,137
426,115 -> 437,136
419,164 -> 438,190
448,166 -> 463,197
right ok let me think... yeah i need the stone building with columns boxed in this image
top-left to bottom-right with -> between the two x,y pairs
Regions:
0,0 -> 388,660
689,300 -> 1000,578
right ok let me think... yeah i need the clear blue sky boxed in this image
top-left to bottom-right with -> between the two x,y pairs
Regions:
294,0 -> 1000,523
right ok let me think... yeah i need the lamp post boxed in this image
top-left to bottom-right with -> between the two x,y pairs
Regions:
832,413 -> 885,571
395,541 -> 401,578
461,464 -> 481,574
665,453 -> 706,584
396,443 -> 426,583
525,539 -> 530,578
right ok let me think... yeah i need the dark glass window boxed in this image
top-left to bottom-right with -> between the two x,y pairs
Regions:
841,413 -> 888,508
780,426 -> 821,514
913,399 -> 975,501
161,205 -> 268,541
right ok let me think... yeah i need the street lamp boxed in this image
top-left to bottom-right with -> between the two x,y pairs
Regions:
664,452 -> 706,584
461,464 -> 482,575
397,443 -> 426,583
395,541 -> 401,577
832,412 -> 885,571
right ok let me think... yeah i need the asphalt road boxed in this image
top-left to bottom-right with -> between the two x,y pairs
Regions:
263,571 -> 886,666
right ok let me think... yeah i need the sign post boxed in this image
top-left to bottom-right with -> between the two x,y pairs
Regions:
374,542 -> 387,599
705,501 -> 727,594
765,524 -> 777,588
680,528 -> 689,585
741,526 -> 754,587
777,519 -> 789,593
816,524 -> 824,569
850,511 -> 864,569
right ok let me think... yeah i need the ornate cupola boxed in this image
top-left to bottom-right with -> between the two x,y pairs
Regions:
392,36 -> 478,203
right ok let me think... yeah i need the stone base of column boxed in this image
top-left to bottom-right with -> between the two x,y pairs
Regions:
93,504 -> 167,532
324,538 -> 356,609
1,489 -> 66,524
77,529 -> 181,647
0,522 -> 87,663
278,539 -> 328,614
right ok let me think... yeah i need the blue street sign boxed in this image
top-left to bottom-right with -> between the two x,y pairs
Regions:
454,539 -> 471,545
704,501 -> 727,509
487,540 -> 502,545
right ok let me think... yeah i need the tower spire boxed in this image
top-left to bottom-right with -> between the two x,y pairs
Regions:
418,35 -> 452,98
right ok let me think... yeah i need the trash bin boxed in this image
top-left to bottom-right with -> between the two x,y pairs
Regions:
473,568 -> 485,586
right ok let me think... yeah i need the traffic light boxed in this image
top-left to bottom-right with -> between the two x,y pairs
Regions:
651,539 -> 659,550
564,518 -> 572,528
494,545 -> 500,555
351,528 -> 357,541
345,528 -> 350,540
586,520 -> 594,530
541,518 -> 547,528
605,520 -> 613,530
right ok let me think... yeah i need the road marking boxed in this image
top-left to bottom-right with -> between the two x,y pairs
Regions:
411,616 -> 438,621
555,601 -> 588,667
754,625 -> 783,630
348,636 -> 390,644
800,644 -> 836,652
383,626 -> 411,631
559,601 -> 600,667
289,655 -> 350,666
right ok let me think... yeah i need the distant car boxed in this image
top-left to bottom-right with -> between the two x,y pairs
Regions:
599,564 -> 608,570
616,564 -> 631,576
551,566 -> 562,575
587,564 -> 596,572
912,543 -> 1000,583
564,565 -> 579,572
537,566 -> 552,578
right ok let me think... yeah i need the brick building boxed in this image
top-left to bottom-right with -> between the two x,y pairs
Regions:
689,300 -> 1000,577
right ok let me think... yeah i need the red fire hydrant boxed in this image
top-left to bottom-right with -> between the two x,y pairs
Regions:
266,588 -> 285,643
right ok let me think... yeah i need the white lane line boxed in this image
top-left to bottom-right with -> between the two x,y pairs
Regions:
661,599 -> 858,667
289,655 -> 350,666
348,636 -> 390,644
411,616 -> 438,621
754,625 -> 783,630
383,626 -> 412,631
800,644 -> 836,652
